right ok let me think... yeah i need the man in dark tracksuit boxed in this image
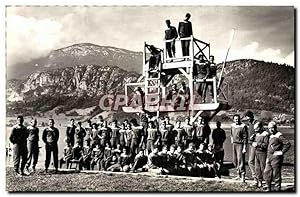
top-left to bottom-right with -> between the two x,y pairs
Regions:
139,113 -> 148,149
174,121 -> 186,146
26,118 -> 39,173
245,111 -> 258,180
195,55 -> 211,103
194,117 -> 211,149
130,119 -> 144,155
110,120 -> 120,149
84,119 -> 93,146
165,116 -> 175,145
99,121 -> 111,147
146,121 -> 159,155
183,117 -> 195,149
75,121 -> 86,148
42,119 -> 59,172
9,116 -> 28,176
251,121 -> 269,187
160,121 -> 171,149
165,19 -> 178,58
212,121 -> 226,165
178,13 -> 193,57
263,121 -> 291,192
66,119 -> 76,146
230,114 -> 248,182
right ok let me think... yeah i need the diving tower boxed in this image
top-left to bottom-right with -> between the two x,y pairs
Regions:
123,31 -> 234,123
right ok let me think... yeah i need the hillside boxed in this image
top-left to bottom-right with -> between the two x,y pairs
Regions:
7,43 -> 143,79
6,42 -> 295,116
222,59 -> 294,113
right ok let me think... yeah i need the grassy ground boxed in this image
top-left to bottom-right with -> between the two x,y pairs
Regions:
6,167 -> 295,192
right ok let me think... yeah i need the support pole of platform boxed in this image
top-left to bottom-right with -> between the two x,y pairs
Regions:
209,43 -> 210,58
213,77 -> 217,103
191,110 -> 203,123
164,39 -> 167,63
125,84 -> 128,106
143,42 -> 146,77
179,68 -> 189,79
189,36 -> 194,117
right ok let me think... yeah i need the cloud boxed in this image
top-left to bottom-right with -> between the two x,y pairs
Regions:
7,15 -> 63,65
215,41 -> 294,67
6,7 -> 294,68
283,51 -> 294,67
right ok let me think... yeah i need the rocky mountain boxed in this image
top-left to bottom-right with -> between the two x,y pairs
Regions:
8,43 -> 143,79
7,64 -> 139,116
6,41 -> 295,116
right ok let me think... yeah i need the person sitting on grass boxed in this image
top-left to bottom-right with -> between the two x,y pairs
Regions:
174,144 -> 187,175
130,149 -> 148,173
183,142 -> 198,176
105,147 -> 132,172
80,140 -> 92,170
105,153 -> 120,172
195,143 -> 206,177
167,144 -> 177,170
158,145 -> 176,175
196,143 -> 220,178
118,147 -> 132,172
90,144 -> 105,171
104,142 -> 113,160
112,144 -> 122,157
59,140 -> 73,169
146,145 -> 161,173
204,144 -> 219,178
72,141 -> 83,170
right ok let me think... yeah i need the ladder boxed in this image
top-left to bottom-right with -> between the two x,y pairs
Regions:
144,54 -> 162,120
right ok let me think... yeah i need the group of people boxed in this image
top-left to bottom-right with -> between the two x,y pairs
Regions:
164,13 -> 193,58
9,110 -> 291,192
57,115 -> 223,178
9,114 -> 222,177
230,111 -> 291,192
141,12 -> 217,108
145,12 -> 193,72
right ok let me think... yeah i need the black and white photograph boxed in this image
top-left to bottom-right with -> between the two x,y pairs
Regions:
5,5 -> 295,192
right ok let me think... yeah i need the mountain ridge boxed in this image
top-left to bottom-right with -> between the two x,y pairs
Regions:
6,43 -> 295,116
8,43 -> 143,80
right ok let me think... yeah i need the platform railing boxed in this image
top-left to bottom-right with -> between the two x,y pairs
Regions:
217,81 -> 230,103
194,76 -> 229,104
194,77 -> 217,104
163,36 -> 210,63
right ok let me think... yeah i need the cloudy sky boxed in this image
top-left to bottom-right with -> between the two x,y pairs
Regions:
6,6 -> 294,66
